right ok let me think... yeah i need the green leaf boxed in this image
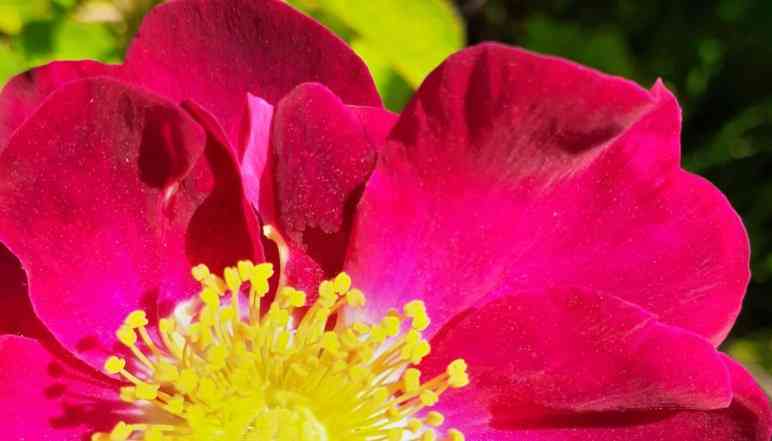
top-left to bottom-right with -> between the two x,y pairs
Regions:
289,0 -> 465,109
0,6 -> 24,35
350,38 -> 412,110
0,43 -> 26,85
1,0 -> 51,23
51,20 -> 119,62
322,0 -> 464,87
18,20 -> 56,62
0,0 -> 52,35
53,0 -> 78,8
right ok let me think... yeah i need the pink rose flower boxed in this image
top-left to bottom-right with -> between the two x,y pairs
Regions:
0,0 -> 768,440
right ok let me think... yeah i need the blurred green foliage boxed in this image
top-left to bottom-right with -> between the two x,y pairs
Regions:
0,0 -> 159,82
288,0 -> 465,109
1,0 -> 771,387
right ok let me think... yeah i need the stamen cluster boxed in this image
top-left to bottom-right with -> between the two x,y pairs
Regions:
93,261 -> 468,441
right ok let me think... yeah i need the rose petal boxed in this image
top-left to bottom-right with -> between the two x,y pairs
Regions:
239,94 -> 276,224
345,43 -> 749,345
421,288 -> 732,417
265,83 -> 396,294
0,243 -> 46,337
0,335 -> 119,440
0,78 -> 207,370
125,0 -> 381,145
156,100 -> 266,314
717,354 -> 772,441
0,60 -> 120,153
436,354 -> 771,441
349,105 -> 400,149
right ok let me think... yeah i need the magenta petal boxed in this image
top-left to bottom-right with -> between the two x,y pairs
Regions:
272,83 -> 377,265
0,336 -> 118,440
345,43 -> 749,344
437,355 -> 770,441
266,83 -> 395,293
125,0 -> 381,144
240,94 -> 276,225
349,105 -> 400,151
0,60 -> 119,152
238,88 -> 397,296
716,355 -> 772,441
179,99 -> 266,271
156,100 -> 266,314
0,78 -> 206,370
421,288 -> 731,418
0,244 -> 45,337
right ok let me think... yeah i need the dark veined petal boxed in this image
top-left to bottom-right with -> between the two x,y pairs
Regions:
125,0 -> 381,144
157,99 -> 266,314
0,78 -> 211,370
0,244 -> 45,337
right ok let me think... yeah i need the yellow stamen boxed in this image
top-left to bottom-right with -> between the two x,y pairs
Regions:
94,262 -> 468,441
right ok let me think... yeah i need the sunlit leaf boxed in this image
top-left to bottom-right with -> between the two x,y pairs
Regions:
321,0 -> 464,87
52,20 -> 119,61
350,38 -> 412,110
289,0 -> 465,109
0,43 -> 25,84
1,0 -> 51,23
0,6 -> 24,35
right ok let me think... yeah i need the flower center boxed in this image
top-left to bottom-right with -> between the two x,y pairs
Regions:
92,261 -> 468,441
